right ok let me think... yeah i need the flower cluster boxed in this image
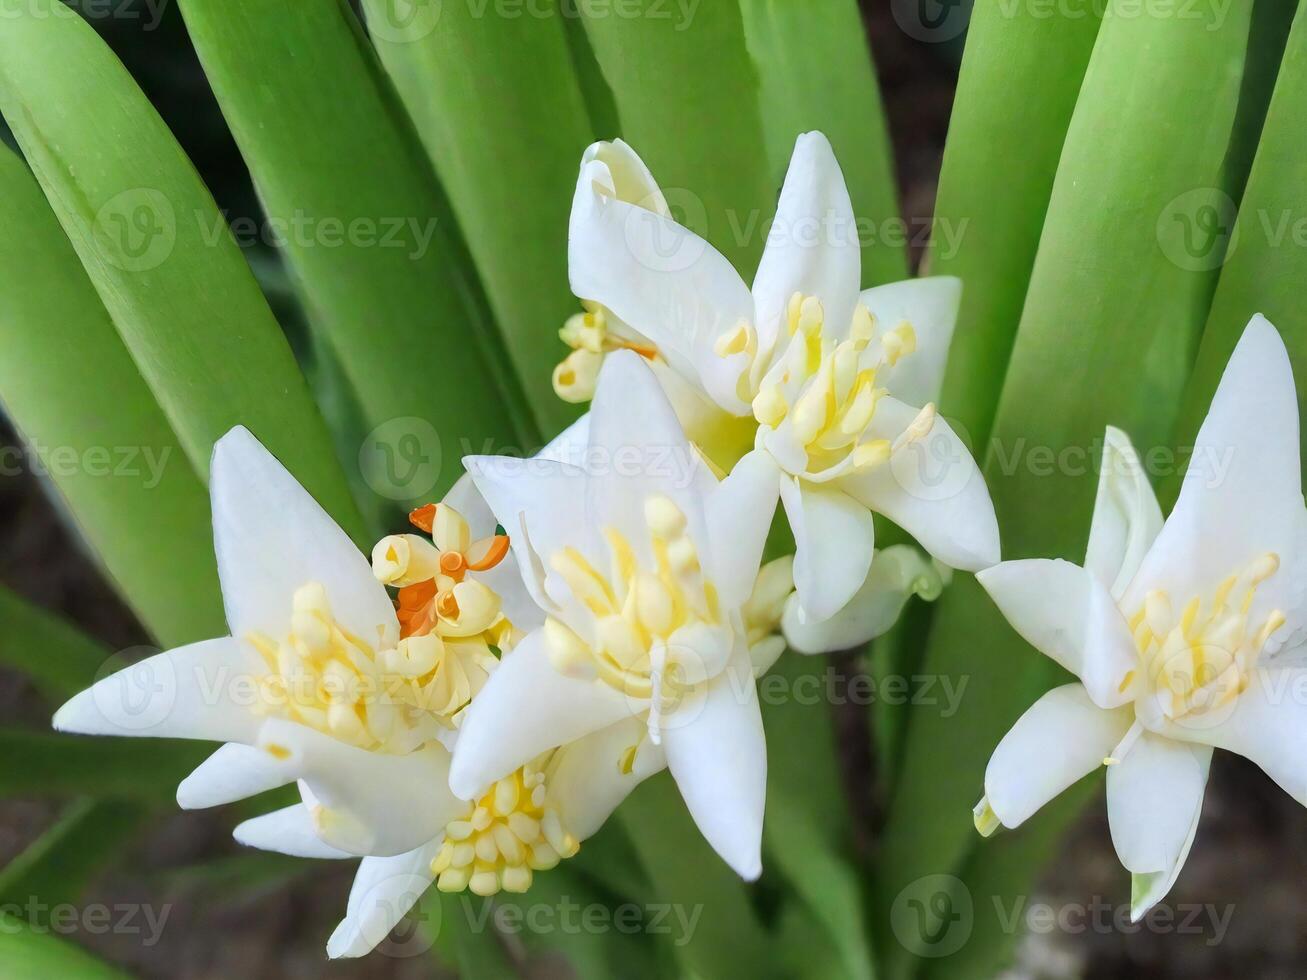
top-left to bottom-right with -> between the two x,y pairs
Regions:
49,130 -> 1307,955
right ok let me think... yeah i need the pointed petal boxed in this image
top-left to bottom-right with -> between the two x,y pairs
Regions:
862,276 -> 963,407
1131,800 -> 1203,922
752,132 -> 860,357
211,426 -> 397,649
1106,733 -> 1209,885
782,545 -> 943,654
983,684 -> 1132,829
1159,666 -> 1307,805
581,139 -> 670,216
977,560 -> 1138,708
327,839 -> 444,959
1124,316 -> 1305,629
781,476 -> 875,624
448,629 -> 636,798
53,637 -> 261,743
253,719 -> 463,856
233,803 -> 352,859
662,650 -> 766,880
1085,426 -> 1164,600
549,716 -> 667,842
842,396 -> 999,572
568,153 -> 754,414
177,742 -> 293,809
706,449 -> 781,609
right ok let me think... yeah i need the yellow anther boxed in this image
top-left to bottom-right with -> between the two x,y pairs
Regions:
431,502 -> 472,555
551,548 -> 617,616
713,320 -> 753,358
973,797 -> 1000,838
850,303 -> 875,345
893,403 -> 937,450
371,534 -> 442,587
544,617 -> 597,679
752,384 -> 788,427
596,614 -> 646,669
644,495 -> 687,539
853,439 -> 892,470
1144,590 -> 1172,637
553,348 -> 605,403
882,321 -> 917,365
786,291 -> 804,335
438,580 -> 502,637
636,572 -> 677,635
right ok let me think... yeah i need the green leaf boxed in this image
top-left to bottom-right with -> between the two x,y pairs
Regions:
877,6 -> 1257,978
0,730 -> 204,801
0,910 -> 132,980
0,147 -> 223,648
1174,2 -> 1307,485
739,0 -> 905,285
577,0 -> 775,272
931,2 -> 1103,449
617,775 -> 776,979
0,0 -> 364,540
359,0 -> 596,435
178,0 -> 537,503
0,799 -> 147,913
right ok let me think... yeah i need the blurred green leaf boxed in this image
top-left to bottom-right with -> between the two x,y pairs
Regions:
359,0 -> 596,436
578,0 -> 775,272
877,6 -> 1256,978
931,2 -> 1103,449
178,0 -> 537,503
0,730 -> 203,802
1174,2 -> 1307,487
0,147 -> 223,648
619,774 -> 776,979
0,910 -> 132,979
0,0 -> 364,540
739,0 -> 905,286
0,586 -> 117,704
0,799 -> 146,914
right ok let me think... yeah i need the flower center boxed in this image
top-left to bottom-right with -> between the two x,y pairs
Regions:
432,755 -> 578,896
247,582 -> 441,754
553,304 -> 659,403
542,494 -> 729,743
716,292 -> 934,478
1132,553 -> 1285,720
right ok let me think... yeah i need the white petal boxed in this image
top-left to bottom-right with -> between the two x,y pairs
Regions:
706,449 -> 781,609
1085,426 -> 1164,600
781,476 -> 875,624
581,139 -> 670,216
211,426 -> 398,649
53,637 -> 261,743
976,560 -> 1138,709
327,839 -> 444,959
984,684 -> 1131,829
842,396 -> 999,572
1106,733 -> 1209,878
752,132 -> 860,359
233,803 -> 352,859
568,154 -> 754,414
177,743 -> 293,809
1158,666 -> 1307,805
1131,799 -> 1203,922
448,629 -> 636,799
549,716 -> 667,841
662,649 -> 766,880
1123,316 -> 1305,625
862,276 -> 963,407
782,545 -> 943,654
253,718 -> 464,856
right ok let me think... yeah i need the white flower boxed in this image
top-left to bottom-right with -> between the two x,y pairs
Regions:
451,351 -> 778,879
54,426 -> 463,858
973,315 -> 1307,919
564,130 -> 999,635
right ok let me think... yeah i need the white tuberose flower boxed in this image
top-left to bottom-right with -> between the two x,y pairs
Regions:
973,315 -> 1307,919
53,427 -> 465,858
566,130 -> 999,629
452,351 -> 778,879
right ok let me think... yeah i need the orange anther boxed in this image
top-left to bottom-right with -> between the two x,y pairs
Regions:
409,503 -> 438,534
440,551 -> 467,580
